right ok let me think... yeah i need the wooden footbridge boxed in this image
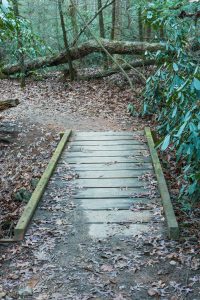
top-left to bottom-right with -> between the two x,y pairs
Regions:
3,129 -> 179,243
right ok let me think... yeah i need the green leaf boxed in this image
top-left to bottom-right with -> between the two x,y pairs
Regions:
172,106 -> 177,118
173,63 -> 179,72
161,134 -> 170,151
188,181 -> 197,195
194,78 -> 200,91
175,122 -> 187,138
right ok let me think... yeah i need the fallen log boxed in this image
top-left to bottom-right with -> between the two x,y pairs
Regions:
0,99 -> 19,112
2,39 -> 165,75
79,59 -> 156,81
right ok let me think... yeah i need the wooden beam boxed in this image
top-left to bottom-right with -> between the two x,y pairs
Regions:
145,127 -> 179,240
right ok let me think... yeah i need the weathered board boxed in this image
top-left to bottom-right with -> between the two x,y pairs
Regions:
79,198 -> 151,210
68,140 -> 147,146
65,150 -> 149,157
84,210 -> 152,224
69,136 -> 140,141
88,223 -> 149,238
67,144 -> 148,151
58,162 -> 153,170
74,187 -> 150,199
55,169 -> 153,179
74,178 -> 148,188
73,131 -> 144,136
61,156 -> 151,164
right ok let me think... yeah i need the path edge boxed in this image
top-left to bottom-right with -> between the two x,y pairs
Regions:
145,127 -> 179,240
12,130 -> 72,241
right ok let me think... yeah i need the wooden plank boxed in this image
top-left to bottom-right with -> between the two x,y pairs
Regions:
89,223 -> 150,238
74,187 -> 151,199
74,178 -> 147,188
145,127 -> 179,240
70,135 -> 143,141
58,162 -> 153,170
14,130 -> 72,241
68,140 -> 146,146
80,198 -> 150,210
72,131 -> 144,137
63,156 -> 151,164
84,210 -> 152,223
59,169 -> 153,179
65,150 -> 150,157
68,144 -> 148,151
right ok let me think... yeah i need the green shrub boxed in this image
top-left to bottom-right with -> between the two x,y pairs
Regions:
143,0 -> 200,204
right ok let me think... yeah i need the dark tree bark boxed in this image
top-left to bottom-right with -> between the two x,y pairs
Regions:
98,0 -> 105,38
97,0 -> 109,68
58,0 -> 75,81
110,0 -> 116,40
12,0 -> 26,87
138,6 -> 144,42
126,0 -> 131,30
160,26 -> 165,40
2,39 -> 165,75
69,0 -> 79,44
146,24 -> 152,41
110,0 -> 121,41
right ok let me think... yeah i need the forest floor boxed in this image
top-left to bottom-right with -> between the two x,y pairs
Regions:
0,73 -> 199,299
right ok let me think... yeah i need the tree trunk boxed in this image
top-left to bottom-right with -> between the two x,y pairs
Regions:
2,39 -> 165,75
0,99 -> 19,112
58,0 -> 75,81
111,0 -> 122,41
12,0 -> 26,87
98,0 -> 105,38
146,24 -> 152,41
160,26 -> 165,40
126,0 -> 131,30
138,6 -> 144,42
69,0 -> 79,44
110,0 -> 116,40
97,0 -> 109,68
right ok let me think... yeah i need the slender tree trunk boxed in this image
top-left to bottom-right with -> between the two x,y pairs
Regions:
98,0 -> 105,38
12,0 -> 25,87
56,1 -> 62,50
126,0 -> 131,30
111,0 -> 121,41
115,0 -> 121,40
110,0 -> 116,40
146,24 -> 152,41
138,6 -> 143,42
58,0 -> 75,81
110,0 -> 122,64
97,0 -> 108,68
69,0 -> 79,43
160,26 -> 165,40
